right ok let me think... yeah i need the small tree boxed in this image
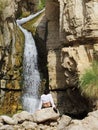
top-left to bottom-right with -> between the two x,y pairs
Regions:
79,61 -> 98,98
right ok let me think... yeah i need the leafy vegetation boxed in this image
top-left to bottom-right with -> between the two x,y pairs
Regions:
38,0 -> 46,10
79,61 -> 98,98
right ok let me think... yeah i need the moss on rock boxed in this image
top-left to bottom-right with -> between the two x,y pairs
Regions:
22,11 -> 45,35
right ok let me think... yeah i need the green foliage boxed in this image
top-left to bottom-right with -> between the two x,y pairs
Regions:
38,0 -> 46,10
79,61 -> 98,98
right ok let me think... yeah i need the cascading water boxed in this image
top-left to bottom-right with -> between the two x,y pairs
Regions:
16,10 -> 44,113
23,28 -> 40,113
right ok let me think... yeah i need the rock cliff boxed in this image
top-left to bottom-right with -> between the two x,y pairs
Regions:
38,0 -> 98,116
0,0 -> 25,114
0,0 -> 98,117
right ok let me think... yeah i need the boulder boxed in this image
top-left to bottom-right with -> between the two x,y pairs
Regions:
1,115 -> 17,125
21,121 -> 37,130
0,125 -> 14,130
0,123 -> 3,127
88,109 -> 98,118
33,108 -> 60,123
57,115 -> 72,130
65,110 -> 98,130
0,117 -> 3,123
12,111 -> 34,123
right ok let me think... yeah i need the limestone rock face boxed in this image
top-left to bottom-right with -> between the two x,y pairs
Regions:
58,0 -> 98,43
45,0 -> 98,115
45,0 -> 98,90
0,0 -> 24,114
61,45 -> 94,86
15,0 -> 39,18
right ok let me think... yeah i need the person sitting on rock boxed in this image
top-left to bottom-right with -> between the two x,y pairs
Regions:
38,89 -> 57,112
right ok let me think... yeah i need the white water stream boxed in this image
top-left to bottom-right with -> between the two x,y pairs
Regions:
16,10 -> 44,113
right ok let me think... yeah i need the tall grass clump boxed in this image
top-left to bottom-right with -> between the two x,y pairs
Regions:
79,61 -> 98,98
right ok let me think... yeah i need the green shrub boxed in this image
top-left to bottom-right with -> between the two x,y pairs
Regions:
38,0 -> 46,10
79,61 -> 98,98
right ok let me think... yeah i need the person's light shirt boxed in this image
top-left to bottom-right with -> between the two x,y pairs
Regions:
38,93 -> 55,109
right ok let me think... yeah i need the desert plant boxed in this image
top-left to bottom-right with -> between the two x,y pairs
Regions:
79,61 -> 98,98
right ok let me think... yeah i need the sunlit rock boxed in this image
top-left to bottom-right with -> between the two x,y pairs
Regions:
33,108 -> 60,123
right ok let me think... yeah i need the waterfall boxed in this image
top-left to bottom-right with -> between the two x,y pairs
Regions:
16,10 -> 44,113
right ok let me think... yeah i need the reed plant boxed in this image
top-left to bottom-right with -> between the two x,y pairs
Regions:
79,61 -> 98,98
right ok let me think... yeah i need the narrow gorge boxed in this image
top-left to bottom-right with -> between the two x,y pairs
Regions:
0,0 -> 98,120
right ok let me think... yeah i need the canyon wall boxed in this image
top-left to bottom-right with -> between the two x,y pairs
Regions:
1,0 -> 98,116
0,0 -> 24,114
43,0 -> 98,116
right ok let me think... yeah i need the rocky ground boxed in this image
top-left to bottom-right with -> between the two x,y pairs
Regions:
0,108 -> 98,130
